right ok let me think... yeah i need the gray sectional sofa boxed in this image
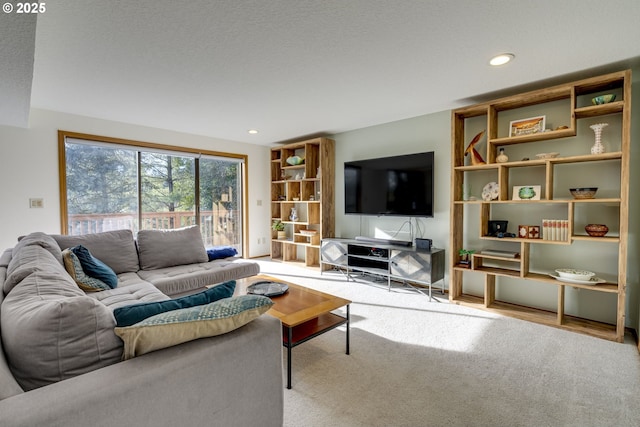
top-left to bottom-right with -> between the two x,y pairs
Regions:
0,228 -> 284,427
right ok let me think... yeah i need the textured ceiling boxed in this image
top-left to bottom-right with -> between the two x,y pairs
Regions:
4,1 -> 640,145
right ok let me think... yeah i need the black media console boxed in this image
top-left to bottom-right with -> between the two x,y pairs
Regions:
320,238 -> 445,299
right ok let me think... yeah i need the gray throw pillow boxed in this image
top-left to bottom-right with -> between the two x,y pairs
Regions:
52,229 -> 140,274
137,226 -> 208,270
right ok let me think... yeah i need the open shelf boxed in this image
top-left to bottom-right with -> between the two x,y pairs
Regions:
450,69 -> 630,342
270,138 -> 334,269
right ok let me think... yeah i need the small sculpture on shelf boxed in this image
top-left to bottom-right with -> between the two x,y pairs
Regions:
464,130 -> 486,165
289,208 -> 298,222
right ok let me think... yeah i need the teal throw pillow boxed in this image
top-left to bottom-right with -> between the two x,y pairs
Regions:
71,245 -> 118,289
115,294 -> 273,359
113,280 -> 236,327
62,249 -> 111,292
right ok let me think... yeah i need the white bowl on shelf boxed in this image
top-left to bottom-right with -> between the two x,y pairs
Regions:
555,268 -> 595,281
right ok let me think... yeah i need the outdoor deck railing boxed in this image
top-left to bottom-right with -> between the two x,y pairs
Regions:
67,210 -> 240,251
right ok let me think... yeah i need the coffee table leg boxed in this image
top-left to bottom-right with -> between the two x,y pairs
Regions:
287,327 -> 292,389
346,304 -> 350,355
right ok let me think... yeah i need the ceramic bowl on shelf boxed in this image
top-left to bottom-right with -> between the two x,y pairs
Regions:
535,152 -> 559,159
555,268 -> 596,281
585,224 -> 609,237
591,94 -> 616,105
569,187 -> 597,199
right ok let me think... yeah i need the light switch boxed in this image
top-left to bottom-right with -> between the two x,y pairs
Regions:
29,198 -> 44,208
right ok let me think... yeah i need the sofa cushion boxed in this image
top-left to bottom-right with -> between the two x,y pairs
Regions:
137,258 -> 259,296
62,249 -> 112,292
70,245 -> 118,288
137,226 -> 208,270
86,281 -> 169,310
113,280 -> 236,327
1,250 -> 123,391
115,294 -> 273,360
52,230 -> 140,274
12,232 -> 63,264
4,245 -> 64,296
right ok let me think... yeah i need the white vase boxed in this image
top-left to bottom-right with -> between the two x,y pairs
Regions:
496,148 -> 508,163
589,123 -> 608,154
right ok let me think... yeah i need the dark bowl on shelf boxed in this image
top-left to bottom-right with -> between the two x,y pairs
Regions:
570,187 -> 597,199
585,224 -> 609,237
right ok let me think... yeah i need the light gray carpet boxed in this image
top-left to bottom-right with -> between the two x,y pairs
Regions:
253,258 -> 640,427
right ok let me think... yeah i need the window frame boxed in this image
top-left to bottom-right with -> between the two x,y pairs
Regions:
58,130 -> 249,257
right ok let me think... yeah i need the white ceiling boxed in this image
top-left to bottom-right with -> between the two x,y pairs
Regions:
4,0 -> 640,145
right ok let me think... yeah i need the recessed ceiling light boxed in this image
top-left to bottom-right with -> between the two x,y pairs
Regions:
248,129 -> 259,134
489,53 -> 515,66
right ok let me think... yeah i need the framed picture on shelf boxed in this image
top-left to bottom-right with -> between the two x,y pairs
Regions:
512,185 -> 541,200
509,115 -> 545,137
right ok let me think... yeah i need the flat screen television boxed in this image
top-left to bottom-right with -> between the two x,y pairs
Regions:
344,151 -> 434,217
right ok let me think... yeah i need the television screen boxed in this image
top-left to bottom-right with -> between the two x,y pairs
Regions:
344,151 -> 434,217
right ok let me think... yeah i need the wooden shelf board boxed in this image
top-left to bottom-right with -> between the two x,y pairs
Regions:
560,316 -> 619,342
473,266 -> 521,277
524,272 -> 619,293
480,236 -> 570,245
551,152 -> 622,164
454,152 -> 621,171
451,295 -> 618,342
491,128 -> 576,146
474,254 -> 521,262
572,235 -> 620,243
574,101 -> 624,118
455,198 -> 620,205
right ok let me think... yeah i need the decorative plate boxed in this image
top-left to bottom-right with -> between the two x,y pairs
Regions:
482,182 -> 499,201
549,274 -> 605,285
247,280 -> 289,297
555,268 -> 595,281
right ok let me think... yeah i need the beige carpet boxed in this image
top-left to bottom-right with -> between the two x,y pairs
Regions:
253,258 -> 640,427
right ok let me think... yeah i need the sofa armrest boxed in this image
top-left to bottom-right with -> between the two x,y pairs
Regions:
0,315 -> 283,427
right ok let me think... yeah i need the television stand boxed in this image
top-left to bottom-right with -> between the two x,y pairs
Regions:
320,238 -> 445,300
354,236 -> 413,247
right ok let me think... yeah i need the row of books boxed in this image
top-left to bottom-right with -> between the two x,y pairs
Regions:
542,219 -> 568,241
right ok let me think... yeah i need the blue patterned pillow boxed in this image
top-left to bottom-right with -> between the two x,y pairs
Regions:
113,281 -> 236,327
62,249 -> 111,292
114,295 -> 273,359
70,245 -> 118,288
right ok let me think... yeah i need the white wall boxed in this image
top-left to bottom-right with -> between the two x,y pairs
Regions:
332,110 -> 452,250
0,109 -> 272,257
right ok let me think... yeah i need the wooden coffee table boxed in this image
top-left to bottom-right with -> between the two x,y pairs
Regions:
235,275 -> 351,389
